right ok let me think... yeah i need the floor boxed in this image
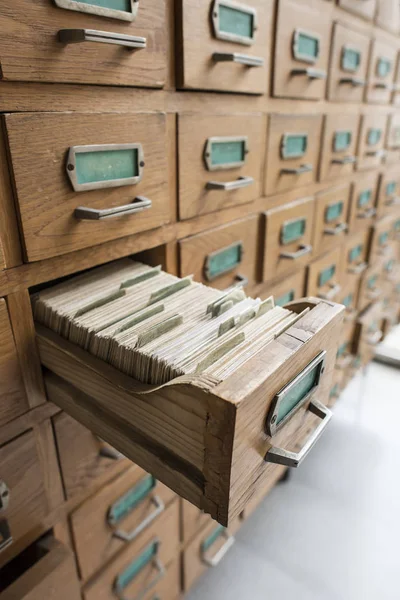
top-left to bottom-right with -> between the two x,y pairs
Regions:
187,356 -> 400,600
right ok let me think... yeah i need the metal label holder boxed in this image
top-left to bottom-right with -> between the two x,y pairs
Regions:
211,0 -> 257,46
54,0 -> 139,22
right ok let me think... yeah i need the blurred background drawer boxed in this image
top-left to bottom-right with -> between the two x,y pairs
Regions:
313,185 -> 351,255
375,0 -> 400,34
368,215 -> 394,264
357,261 -> 384,312
0,537 -> 81,600
376,168 -> 400,218
3,112 -> 170,262
319,114 -> 359,182
348,171 -> 379,234
176,0 -> 274,94
70,465 -> 176,581
354,301 -> 384,360
337,0 -> 377,21
328,23 -> 370,103
343,229 -> 370,280
178,113 -> 266,220
392,52 -> 400,105
335,320 -> 356,372
385,113 -> 400,164
0,0 -> 166,87
264,114 -> 322,196
365,39 -> 397,105
53,412 -> 131,501
0,298 -> 29,428
262,195 -> 315,283
181,499 -> 214,545
251,268 -> 306,305
179,216 -> 260,289
273,0 -> 331,100
306,246 -> 343,302
82,500 -> 180,600
356,113 -> 388,171
337,274 -> 361,323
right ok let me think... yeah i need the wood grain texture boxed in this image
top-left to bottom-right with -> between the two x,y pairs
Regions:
178,113 -> 266,220
4,112 -> 171,262
0,298 -> 29,427
0,538 -> 81,600
177,0 -> 274,94
6,290 -> 46,409
0,0 -> 166,87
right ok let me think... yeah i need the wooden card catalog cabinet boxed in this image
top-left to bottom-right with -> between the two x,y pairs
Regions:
0,0 -> 166,87
40,298 -> 344,526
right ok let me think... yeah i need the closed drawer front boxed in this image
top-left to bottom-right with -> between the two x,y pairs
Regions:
358,263 -> 383,312
262,195 -> 315,283
181,500 -> 213,545
53,412 -> 131,500
183,516 -> 242,592
328,24 -> 370,103
380,250 -> 399,284
328,368 -> 344,407
337,0 -> 377,20
178,113 -> 266,220
3,112 -> 170,262
264,114 -> 322,196
0,299 -> 29,428
343,230 -> 370,278
377,169 -> 400,218
254,268 -> 306,304
385,114 -> 400,164
335,321 -> 355,372
354,301 -> 384,354
82,501 -> 180,600
313,185 -> 351,255
356,113 -> 388,171
0,538 -> 81,600
337,274 -> 361,323
306,247 -> 343,302
348,172 -> 379,233
273,0 -> 331,100
177,0 -> 274,94
0,430 -> 51,557
365,40 -> 397,104
319,114 -> 359,181
71,465 -> 176,581
392,53 -> 400,105
368,215 -> 394,264
179,216 -> 259,289
375,0 -> 400,34
0,0 -> 166,87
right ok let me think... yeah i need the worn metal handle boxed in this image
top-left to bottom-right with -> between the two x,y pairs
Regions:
291,68 -> 327,80
212,52 -> 264,67
347,261 -> 367,275
331,156 -> 356,165
112,496 -> 165,543
280,244 -> 313,260
374,82 -> 392,89
58,29 -> 146,49
367,330 -> 383,346
75,196 -> 152,220
339,76 -> 366,87
318,283 -> 341,301
357,207 -> 376,219
281,164 -> 313,175
324,222 -> 348,236
366,149 -> 385,158
201,531 -> 235,567
384,196 -> 400,206
264,400 -> 332,468
115,557 -> 166,600
206,176 -> 254,191
367,288 -> 382,300
344,308 -> 357,322
223,274 -> 249,293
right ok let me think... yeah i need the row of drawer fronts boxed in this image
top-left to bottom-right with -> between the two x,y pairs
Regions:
2,109 -> 398,263
1,1 -> 400,95
0,0 -> 166,88
70,464 -> 175,581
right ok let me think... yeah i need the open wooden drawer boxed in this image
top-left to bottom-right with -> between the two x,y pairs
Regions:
38,297 -> 344,526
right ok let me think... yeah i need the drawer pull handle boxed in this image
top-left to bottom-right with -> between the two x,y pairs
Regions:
113,495 -> 164,542
347,262 -> 367,275
206,176 -> 254,191
374,82 -> 392,89
291,67 -> 327,80
223,274 -> 249,292
384,197 -> 400,206
331,156 -> 356,165
54,0 -> 139,22
58,29 -> 146,49
324,223 -> 348,236
280,164 -> 313,175
366,149 -> 386,158
367,288 -> 382,301
201,527 -> 235,567
265,399 -> 332,468
212,52 -> 264,67
357,207 -> 376,219
318,283 -> 341,301
367,330 -> 383,346
75,196 -> 152,220
0,481 -> 12,554
339,76 -> 366,87
279,244 -> 312,260
114,539 -> 165,600
99,445 -> 124,461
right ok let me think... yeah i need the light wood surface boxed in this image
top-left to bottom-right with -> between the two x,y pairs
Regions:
348,170 -> 380,232
319,115 -> 359,182
313,184 -> 352,255
365,39 -> 397,104
356,112 -> 388,170
181,499 -> 213,545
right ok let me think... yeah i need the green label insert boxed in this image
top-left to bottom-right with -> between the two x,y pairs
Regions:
386,181 -> 396,197
349,244 -> 363,263
282,134 -> 307,159
358,189 -> 371,208
114,541 -> 158,592
325,201 -> 344,223
342,293 -> 353,308
75,148 -> 139,186
275,290 -> 295,307
78,0 -> 131,9
218,4 -> 254,40
277,363 -> 321,425
342,47 -> 361,72
108,475 -> 156,525
377,57 -> 392,78
202,525 -> 226,553
210,140 -> 246,168
294,32 -> 319,61
318,264 -> 336,287
281,218 -> 306,245
367,129 -> 382,146
205,242 -> 243,281
333,131 -> 352,152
